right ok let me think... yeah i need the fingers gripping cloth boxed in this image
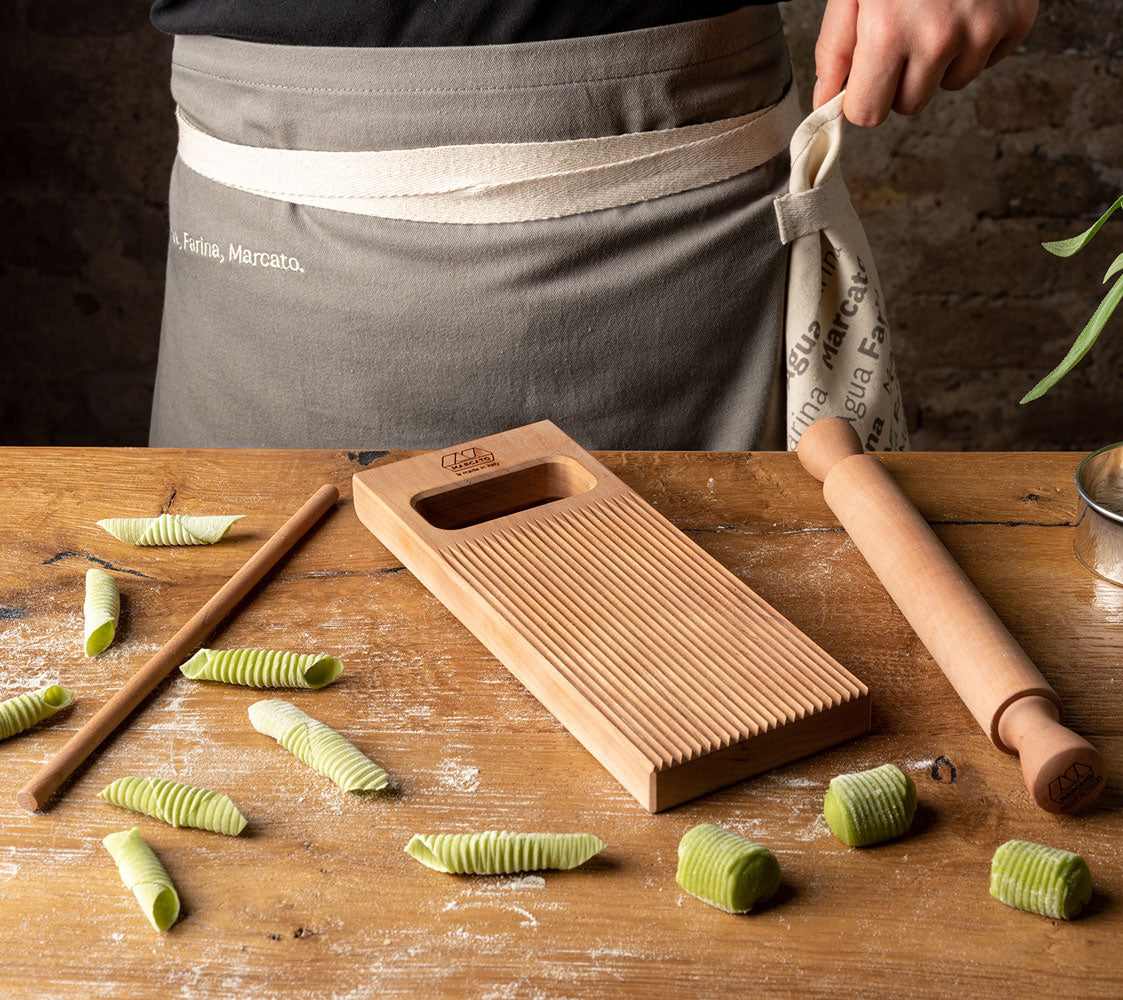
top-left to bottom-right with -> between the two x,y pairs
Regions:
774,92 -> 909,452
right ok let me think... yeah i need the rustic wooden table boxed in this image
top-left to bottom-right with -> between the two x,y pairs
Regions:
0,448 -> 1119,1000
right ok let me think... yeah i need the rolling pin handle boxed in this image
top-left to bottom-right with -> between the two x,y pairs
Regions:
797,417 -> 865,482
997,695 -> 1106,814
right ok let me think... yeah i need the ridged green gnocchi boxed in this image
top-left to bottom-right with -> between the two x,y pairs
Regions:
676,823 -> 781,913
180,648 -> 343,689
990,840 -> 1092,919
84,567 -> 120,656
99,776 -> 248,836
102,828 -> 181,932
405,831 -> 605,874
97,514 -> 244,546
248,699 -> 390,795
0,685 -> 74,741
823,763 -> 917,847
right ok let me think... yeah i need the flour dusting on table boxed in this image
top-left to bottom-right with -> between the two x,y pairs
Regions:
433,757 -> 481,792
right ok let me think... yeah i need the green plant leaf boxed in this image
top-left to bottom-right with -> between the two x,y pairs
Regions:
1041,195 -> 1123,257
1020,272 -> 1123,403
1105,252 -> 1123,284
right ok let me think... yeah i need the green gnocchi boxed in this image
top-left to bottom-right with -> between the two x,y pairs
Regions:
248,699 -> 389,795
102,828 -> 181,932
990,839 -> 1092,919
823,763 -> 917,847
676,823 -> 781,914
180,647 -> 343,689
99,776 -> 248,836
405,831 -> 605,874
0,685 -> 74,741
97,514 -> 244,546
83,567 -> 120,656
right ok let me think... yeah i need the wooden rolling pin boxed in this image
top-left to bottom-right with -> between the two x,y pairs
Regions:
798,418 -> 1105,814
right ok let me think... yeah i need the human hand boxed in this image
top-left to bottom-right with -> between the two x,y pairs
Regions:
813,0 -> 1039,126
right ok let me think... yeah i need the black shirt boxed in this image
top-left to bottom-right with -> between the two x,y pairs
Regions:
150,1 -> 772,47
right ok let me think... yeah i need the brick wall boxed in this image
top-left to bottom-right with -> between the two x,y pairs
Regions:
783,1 -> 1123,449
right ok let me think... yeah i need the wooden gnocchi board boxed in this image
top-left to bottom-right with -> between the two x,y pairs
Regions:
353,420 -> 871,811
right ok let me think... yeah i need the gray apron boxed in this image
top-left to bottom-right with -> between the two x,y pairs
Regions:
150,7 -> 794,450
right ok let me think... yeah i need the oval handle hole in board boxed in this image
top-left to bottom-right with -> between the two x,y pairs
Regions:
411,458 -> 596,530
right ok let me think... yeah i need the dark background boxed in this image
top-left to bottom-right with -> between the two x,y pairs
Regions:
1,0 -> 1120,448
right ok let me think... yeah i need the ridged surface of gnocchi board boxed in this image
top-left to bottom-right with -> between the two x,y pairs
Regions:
353,421 -> 871,811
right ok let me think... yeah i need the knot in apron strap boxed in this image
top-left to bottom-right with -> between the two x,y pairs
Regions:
773,172 -> 851,246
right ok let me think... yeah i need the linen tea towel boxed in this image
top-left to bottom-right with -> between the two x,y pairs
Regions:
774,92 -> 908,451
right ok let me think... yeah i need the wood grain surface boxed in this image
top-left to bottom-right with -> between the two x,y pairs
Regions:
0,447 -> 1118,1000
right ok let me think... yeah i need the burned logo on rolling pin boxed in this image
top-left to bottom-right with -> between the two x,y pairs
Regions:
1048,762 -> 1102,810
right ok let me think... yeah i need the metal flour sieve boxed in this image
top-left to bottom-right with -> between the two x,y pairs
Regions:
1074,441 -> 1123,586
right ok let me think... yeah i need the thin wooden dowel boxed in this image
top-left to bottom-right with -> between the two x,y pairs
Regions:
16,483 -> 340,812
